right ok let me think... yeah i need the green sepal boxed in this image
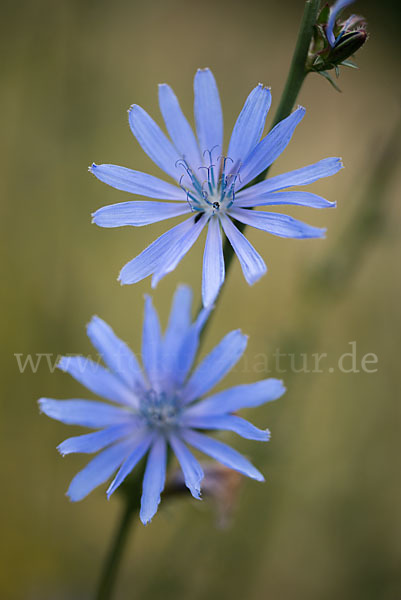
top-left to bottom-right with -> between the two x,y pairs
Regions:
317,70 -> 342,92
341,59 -> 359,69
317,4 -> 330,25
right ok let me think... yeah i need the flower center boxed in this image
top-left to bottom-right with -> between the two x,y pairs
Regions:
140,389 -> 181,429
176,149 -> 240,217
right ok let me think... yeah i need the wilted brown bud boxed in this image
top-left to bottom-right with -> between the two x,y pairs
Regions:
164,462 -> 243,528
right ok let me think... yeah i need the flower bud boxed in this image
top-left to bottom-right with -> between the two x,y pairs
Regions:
306,1 -> 368,89
329,28 -> 368,64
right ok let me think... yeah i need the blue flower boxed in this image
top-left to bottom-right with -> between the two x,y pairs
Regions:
90,68 -> 342,307
326,0 -> 356,47
39,285 -> 285,525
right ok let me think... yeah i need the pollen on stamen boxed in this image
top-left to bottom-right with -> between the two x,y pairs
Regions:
257,82 -> 271,91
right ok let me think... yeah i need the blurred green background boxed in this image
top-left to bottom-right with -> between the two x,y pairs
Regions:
1,0 -> 401,598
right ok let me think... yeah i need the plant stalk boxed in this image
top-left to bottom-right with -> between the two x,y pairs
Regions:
95,498 -> 138,600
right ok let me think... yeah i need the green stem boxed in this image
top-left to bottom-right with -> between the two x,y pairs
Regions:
94,461 -> 147,600
269,0 -> 319,129
94,497 -> 138,600
94,452 -> 171,600
198,0 -> 320,334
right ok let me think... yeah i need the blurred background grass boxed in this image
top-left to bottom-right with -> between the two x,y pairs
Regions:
1,0 -> 401,598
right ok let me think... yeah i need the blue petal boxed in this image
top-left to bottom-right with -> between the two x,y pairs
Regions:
220,214 -> 267,285
106,432 -> 155,498
182,429 -> 264,481
118,216 -> 195,285
236,157 -> 343,197
39,398 -> 131,427
327,0 -> 355,46
86,316 -> 146,391
57,356 -> 135,407
67,440 -> 133,501
228,84 -> 272,167
195,306 -> 210,332
164,284 -> 193,346
202,216 -> 225,308
186,379 -> 286,416
140,436 -> 167,525
142,296 -> 162,387
171,310 -> 210,387
235,190 -> 336,209
169,434 -> 204,499
89,164 -> 186,200
229,207 -> 326,239
183,329 -> 248,404
128,104 -> 181,180
158,83 -> 202,172
151,214 -> 207,287
57,424 -> 133,456
162,285 -> 193,381
239,107 -> 306,188
194,68 -> 223,184
194,68 -> 223,154
182,414 -> 270,441
92,201 -> 191,228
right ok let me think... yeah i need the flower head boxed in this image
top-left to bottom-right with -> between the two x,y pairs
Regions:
90,69 -> 342,307
39,285 -> 285,525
